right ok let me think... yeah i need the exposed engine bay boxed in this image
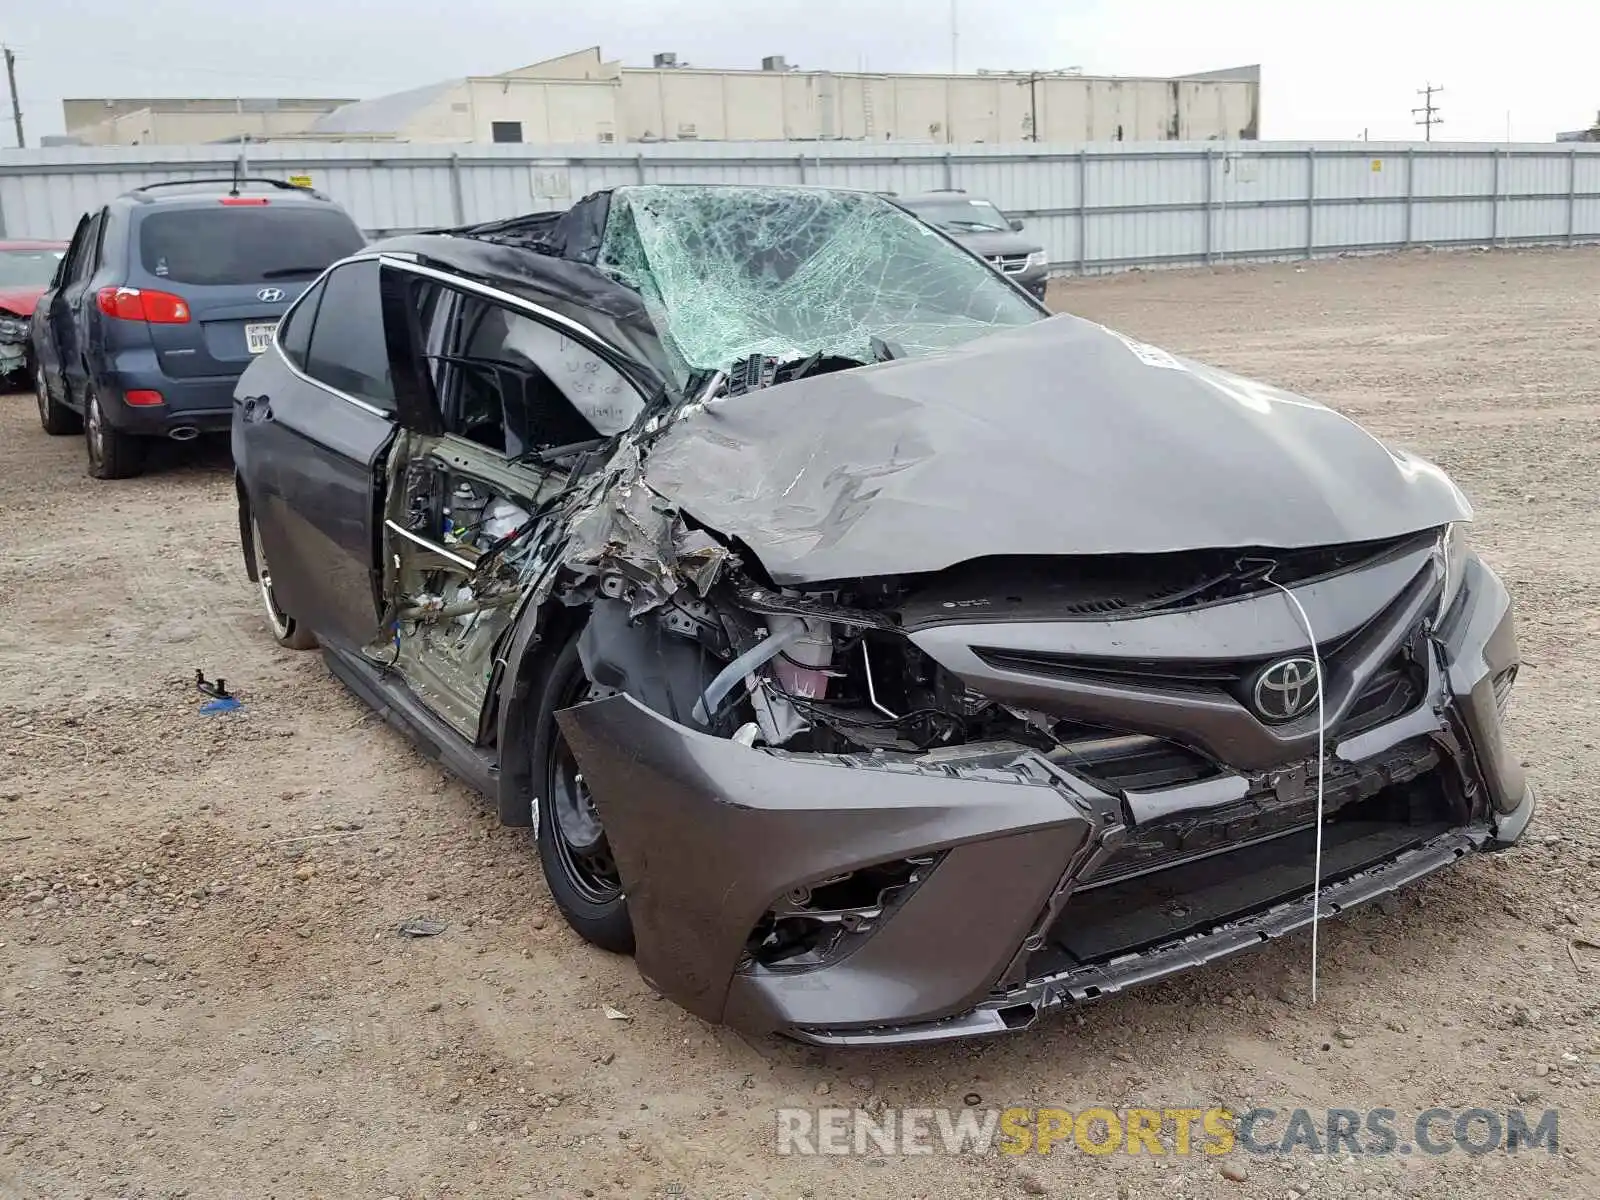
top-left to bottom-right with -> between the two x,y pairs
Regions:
574,530 -> 1432,762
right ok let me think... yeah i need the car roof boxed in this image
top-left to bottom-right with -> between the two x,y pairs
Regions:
365,231 -> 675,385
114,178 -> 338,209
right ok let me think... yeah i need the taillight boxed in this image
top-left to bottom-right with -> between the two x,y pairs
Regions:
220,197 -> 268,206
96,286 -> 190,324
124,389 -> 164,406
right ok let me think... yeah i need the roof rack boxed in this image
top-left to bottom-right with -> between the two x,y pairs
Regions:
129,176 -> 326,202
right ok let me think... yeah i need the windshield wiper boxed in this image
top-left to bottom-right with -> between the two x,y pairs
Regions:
259,265 -> 330,279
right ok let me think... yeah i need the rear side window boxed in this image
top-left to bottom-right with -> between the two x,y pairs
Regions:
304,260 -> 394,408
137,205 -> 364,286
276,277 -> 324,368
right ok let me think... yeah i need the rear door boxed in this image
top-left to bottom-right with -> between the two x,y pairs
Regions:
35,214 -> 88,399
242,257 -> 396,651
132,201 -> 364,381
52,210 -> 104,407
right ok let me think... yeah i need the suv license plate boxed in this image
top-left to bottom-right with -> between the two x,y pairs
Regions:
246,322 -> 277,354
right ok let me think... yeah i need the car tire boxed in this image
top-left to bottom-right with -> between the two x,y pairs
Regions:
84,388 -> 144,479
528,629 -> 635,955
35,363 -> 82,436
251,514 -> 319,650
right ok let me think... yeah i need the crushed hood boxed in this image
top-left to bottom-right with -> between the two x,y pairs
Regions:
638,315 -> 1471,585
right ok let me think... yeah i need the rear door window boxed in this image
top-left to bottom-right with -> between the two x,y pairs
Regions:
303,260 -> 394,409
137,205 -> 364,286
276,276 -> 325,368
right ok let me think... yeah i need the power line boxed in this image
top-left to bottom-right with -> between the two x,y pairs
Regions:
1413,82 -> 1443,142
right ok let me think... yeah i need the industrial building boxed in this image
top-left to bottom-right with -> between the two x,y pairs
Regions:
1557,111 -> 1600,142
61,97 -> 355,146
62,48 -> 1260,148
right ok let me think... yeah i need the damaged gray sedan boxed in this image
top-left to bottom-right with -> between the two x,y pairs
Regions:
233,184 -> 1534,1046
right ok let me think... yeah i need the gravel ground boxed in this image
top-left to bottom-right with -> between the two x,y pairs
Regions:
3,246 -> 1598,1199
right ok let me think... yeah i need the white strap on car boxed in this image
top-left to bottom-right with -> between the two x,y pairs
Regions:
1265,576 -> 1329,1006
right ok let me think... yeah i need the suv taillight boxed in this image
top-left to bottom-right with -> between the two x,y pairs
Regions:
96,286 -> 190,324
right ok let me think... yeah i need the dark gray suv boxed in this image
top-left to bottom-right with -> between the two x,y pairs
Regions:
894,189 -> 1049,300
32,177 -> 365,478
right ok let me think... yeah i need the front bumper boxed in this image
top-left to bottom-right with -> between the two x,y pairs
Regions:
0,337 -> 26,379
558,552 -> 1531,1045
1016,269 -> 1049,300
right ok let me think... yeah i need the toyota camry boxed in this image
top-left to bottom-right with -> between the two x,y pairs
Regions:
232,184 -> 1533,1045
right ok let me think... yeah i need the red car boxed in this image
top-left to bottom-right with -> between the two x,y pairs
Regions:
0,239 -> 69,386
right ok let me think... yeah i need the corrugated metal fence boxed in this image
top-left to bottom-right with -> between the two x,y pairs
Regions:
4,139 -> 1599,275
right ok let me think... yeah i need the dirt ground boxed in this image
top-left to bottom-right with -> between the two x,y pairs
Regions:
3,247 -> 1599,1200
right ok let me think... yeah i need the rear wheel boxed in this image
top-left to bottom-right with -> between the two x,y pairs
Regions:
35,363 -> 81,436
84,388 -> 144,479
251,515 -> 318,650
530,632 -> 634,954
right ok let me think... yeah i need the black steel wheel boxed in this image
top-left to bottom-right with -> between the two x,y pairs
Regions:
530,630 -> 634,953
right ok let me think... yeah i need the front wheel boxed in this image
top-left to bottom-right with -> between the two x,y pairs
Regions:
529,631 -> 634,954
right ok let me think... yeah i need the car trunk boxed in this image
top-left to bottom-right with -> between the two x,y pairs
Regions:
147,284 -> 309,378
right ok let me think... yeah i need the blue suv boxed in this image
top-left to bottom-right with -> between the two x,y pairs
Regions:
32,177 -> 365,478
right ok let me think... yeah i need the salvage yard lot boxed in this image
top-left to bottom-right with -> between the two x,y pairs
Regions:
3,247 -> 1598,1199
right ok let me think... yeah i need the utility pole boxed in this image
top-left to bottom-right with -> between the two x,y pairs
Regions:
3,46 -> 23,149
1413,83 -> 1443,141
949,0 -> 958,74
1016,70 -> 1078,143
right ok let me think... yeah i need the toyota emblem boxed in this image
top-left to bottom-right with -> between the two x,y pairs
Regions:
1251,656 -> 1320,723
257,287 -> 285,302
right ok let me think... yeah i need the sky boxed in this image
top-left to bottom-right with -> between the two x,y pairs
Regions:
5,0 -> 1598,145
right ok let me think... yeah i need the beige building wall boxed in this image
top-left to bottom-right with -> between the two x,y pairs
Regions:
64,54 -> 1257,146
615,68 -> 1256,145
72,106 -> 343,146
461,78 -> 619,143
64,98 -> 351,146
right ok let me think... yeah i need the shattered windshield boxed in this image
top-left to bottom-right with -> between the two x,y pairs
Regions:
596,185 -> 1041,382
902,198 -> 1012,233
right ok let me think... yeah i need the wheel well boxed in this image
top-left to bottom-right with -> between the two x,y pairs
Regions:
493,603 -> 587,828
236,475 -> 261,582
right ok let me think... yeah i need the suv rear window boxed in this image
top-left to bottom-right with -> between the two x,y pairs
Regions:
137,205 -> 364,286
